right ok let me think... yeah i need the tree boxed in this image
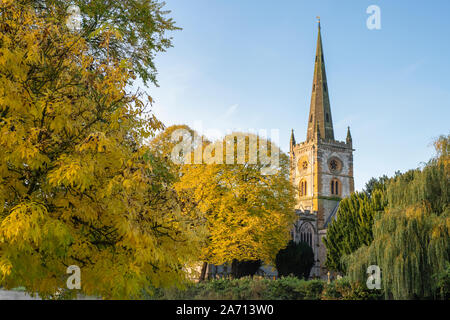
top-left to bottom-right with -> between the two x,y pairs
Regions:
434,134 -> 449,171
363,175 -> 389,198
148,124 -> 206,180
230,260 -> 262,279
275,241 -> 314,279
344,136 -> 450,299
0,2 -> 202,299
174,132 -> 297,272
324,191 -> 386,273
29,0 -> 179,85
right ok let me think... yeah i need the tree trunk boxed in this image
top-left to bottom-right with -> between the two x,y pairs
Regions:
199,262 -> 208,282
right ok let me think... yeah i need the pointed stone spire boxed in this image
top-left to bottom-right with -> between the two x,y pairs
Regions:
315,121 -> 321,141
346,126 -> 352,146
290,129 -> 296,152
306,20 -> 335,142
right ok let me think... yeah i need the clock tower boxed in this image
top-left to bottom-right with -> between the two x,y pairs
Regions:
289,21 -> 355,278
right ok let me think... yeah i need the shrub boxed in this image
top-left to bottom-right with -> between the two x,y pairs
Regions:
145,277 -> 380,300
265,277 -> 305,300
321,277 -> 383,300
275,241 -> 314,279
231,260 -> 262,279
297,279 -> 325,300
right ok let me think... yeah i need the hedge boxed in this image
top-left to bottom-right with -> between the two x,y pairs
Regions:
145,276 -> 383,300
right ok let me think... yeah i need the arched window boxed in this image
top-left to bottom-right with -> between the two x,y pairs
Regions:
331,179 -> 340,196
299,180 -> 307,197
299,223 -> 314,248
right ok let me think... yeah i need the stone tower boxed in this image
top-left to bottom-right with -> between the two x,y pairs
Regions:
290,21 -> 355,278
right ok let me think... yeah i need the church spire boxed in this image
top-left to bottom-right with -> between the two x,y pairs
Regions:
315,121 -> 321,141
306,19 -> 335,141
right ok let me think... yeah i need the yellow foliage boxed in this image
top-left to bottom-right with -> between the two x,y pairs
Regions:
174,132 -> 296,266
0,2 -> 203,299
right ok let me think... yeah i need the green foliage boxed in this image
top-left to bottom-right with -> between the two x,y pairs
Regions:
275,241 -> 314,279
434,262 -> 450,300
265,277 -> 324,300
324,191 -> 386,273
345,207 -> 450,299
386,164 -> 448,216
146,277 -> 386,300
147,277 -> 327,300
321,277 -> 383,300
231,260 -> 262,279
344,136 -> 450,299
363,175 -> 390,198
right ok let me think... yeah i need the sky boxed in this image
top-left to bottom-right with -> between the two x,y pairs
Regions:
137,0 -> 450,191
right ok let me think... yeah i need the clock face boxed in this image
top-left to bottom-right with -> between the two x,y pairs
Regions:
330,159 -> 338,171
328,157 -> 342,173
302,161 -> 308,170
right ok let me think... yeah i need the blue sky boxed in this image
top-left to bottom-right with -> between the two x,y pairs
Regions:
140,0 -> 450,191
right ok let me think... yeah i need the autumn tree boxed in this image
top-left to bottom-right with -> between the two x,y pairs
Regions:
0,1 -> 203,299
148,124 -> 206,180
173,131 -> 297,277
29,0 -> 179,85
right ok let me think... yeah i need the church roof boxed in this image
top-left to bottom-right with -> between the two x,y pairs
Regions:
306,21 -> 335,142
324,201 -> 340,228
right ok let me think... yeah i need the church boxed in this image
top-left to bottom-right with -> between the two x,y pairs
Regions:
206,21 -> 355,280
289,21 -> 355,278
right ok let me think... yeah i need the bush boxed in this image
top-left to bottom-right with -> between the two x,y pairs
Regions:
145,277 -> 386,300
264,277 -> 305,300
321,277 -> 383,300
145,277 -> 328,300
298,280 -> 326,300
275,241 -> 314,279
231,260 -> 262,279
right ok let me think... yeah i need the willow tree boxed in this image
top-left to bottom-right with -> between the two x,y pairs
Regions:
0,2 -> 203,299
174,132 -> 297,273
344,135 -> 450,299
